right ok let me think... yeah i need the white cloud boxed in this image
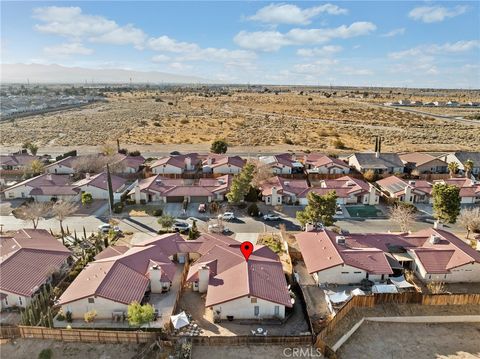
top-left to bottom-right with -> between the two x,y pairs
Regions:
389,40 -> 480,59
381,28 -> 405,37
33,6 -> 146,48
342,67 -> 373,76
151,54 -> 171,62
297,45 -> 342,57
408,5 -> 467,23
44,42 -> 93,56
234,22 -> 376,51
248,3 -> 347,25
168,62 -> 192,71
147,35 -> 199,53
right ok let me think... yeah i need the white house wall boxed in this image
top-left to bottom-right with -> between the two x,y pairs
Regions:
211,296 -> 285,320
3,184 -> 33,199
46,165 -> 75,175
152,165 -> 183,175
314,264 -> 386,285
61,296 -> 130,320
0,290 -> 32,308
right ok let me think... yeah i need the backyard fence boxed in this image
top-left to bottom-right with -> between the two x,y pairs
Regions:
0,326 -> 21,339
186,334 -> 314,346
17,326 -> 156,344
315,292 -> 480,342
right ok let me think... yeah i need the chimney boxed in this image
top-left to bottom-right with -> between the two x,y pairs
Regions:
134,183 -> 141,204
429,235 -> 441,244
198,265 -> 210,293
291,153 -> 296,161
404,185 -> 412,203
46,173 -> 52,181
148,264 -> 164,293
184,157 -> 192,169
305,223 -> 316,232
375,151 -> 380,158
207,157 -> 213,165
85,173 -> 91,180
433,220 -> 443,229
335,236 -> 346,245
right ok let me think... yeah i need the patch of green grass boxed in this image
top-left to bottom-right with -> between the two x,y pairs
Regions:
345,205 -> 381,218
258,235 -> 284,254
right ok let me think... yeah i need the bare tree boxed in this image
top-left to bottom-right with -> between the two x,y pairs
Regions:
52,201 -> 79,244
389,204 -> 416,233
458,207 -> 480,239
100,142 -> 117,156
16,202 -> 51,229
72,155 -> 108,174
250,160 -> 273,188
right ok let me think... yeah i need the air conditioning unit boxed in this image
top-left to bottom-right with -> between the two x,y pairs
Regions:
336,236 -> 346,245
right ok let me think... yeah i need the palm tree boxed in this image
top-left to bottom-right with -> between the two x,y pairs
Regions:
448,162 -> 459,178
464,159 -> 474,179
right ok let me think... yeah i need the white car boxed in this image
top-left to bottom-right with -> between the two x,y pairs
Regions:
172,221 -> 191,232
263,213 -> 281,221
218,212 -> 235,221
98,224 -> 121,233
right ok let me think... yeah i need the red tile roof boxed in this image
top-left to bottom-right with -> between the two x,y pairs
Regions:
0,229 -> 70,297
186,234 -> 292,308
202,154 -> 245,169
260,176 -> 309,196
150,153 -> 200,169
74,172 -> 127,192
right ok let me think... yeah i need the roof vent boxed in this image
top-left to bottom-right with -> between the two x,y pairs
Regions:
284,181 -> 290,186
346,181 -> 355,187
430,235 -> 441,244
409,180 -> 416,185
336,236 -> 346,245
155,179 -> 162,184
151,264 -> 159,270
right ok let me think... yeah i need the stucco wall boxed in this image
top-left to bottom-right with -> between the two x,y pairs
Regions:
211,296 -> 286,320
0,291 -> 31,308
46,165 -> 75,174
152,165 -> 182,175
61,296 -> 129,319
315,264 -> 386,285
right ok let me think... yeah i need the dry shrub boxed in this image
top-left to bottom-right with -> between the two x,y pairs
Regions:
427,281 -> 446,294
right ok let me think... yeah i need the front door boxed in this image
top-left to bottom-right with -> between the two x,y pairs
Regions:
254,306 -> 259,317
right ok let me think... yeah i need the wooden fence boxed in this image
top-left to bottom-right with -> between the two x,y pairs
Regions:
187,334 -> 313,346
17,326 -> 156,344
0,326 -> 21,339
315,292 -> 480,341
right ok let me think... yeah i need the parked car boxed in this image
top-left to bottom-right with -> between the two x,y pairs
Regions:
218,212 -> 235,221
208,223 -> 233,235
301,222 -> 324,231
335,205 -> 343,215
198,203 -> 206,213
172,221 -> 191,233
98,224 -> 121,234
263,213 -> 281,221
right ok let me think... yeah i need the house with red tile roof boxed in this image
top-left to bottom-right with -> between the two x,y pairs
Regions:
0,153 -> 40,171
0,229 -> 71,309
376,176 -> 433,204
45,156 -> 77,175
399,152 -> 448,174
201,154 -> 246,175
297,228 -> 480,285
129,174 -> 232,204
109,154 -> 145,174
186,233 -> 292,320
300,176 -> 379,206
259,153 -> 304,174
58,233 -> 188,319
2,173 -> 80,202
73,172 -> 129,202
259,176 -> 309,205
302,153 -> 350,174
434,178 -> 480,204
150,153 -> 201,175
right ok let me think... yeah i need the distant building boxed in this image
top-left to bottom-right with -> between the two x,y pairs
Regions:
346,152 -> 404,174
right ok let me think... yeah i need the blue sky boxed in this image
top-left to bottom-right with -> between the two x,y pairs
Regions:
1,1 -> 479,87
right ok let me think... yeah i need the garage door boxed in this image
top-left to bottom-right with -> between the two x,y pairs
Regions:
190,196 -> 209,203
167,196 -> 184,203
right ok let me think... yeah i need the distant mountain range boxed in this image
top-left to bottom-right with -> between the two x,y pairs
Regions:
1,63 -> 210,84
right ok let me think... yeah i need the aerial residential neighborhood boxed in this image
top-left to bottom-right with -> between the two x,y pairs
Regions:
1,1 -> 479,359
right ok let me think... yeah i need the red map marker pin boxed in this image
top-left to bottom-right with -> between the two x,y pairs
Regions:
240,241 -> 253,261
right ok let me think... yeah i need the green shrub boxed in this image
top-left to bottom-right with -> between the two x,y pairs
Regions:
38,348 -> 53,359
113,202 -> 124,214
66,311 -> 73,323
152,208 -> 163,216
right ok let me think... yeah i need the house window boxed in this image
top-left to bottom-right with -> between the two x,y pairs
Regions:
277,197 -> 281,203
251,297 -> 257,303
274,306 -> 280,316
341,272 -> 349,274
18,297 -> 23,306
354,271 -> 361,274
88,298 -> 95,304
254,306 -> 260,317
4,296 -> 8,306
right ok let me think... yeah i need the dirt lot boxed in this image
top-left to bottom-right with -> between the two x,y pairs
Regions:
192,345 -> 316,359
337,322 -> 480,359
0,339 -> 143,359
324,304 -> 480,346
1,89 -> 479,152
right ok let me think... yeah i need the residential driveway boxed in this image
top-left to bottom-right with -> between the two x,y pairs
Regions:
0,199 -> 24,215
234,233 -> 259,244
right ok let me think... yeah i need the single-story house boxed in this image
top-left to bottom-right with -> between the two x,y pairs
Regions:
201,154 -> 245,174
129,174 -> 232,203
58,233 -> 194,319
302,153 -> 350,174
0,229 -> 71,309
433,178 -> 480,204
73,172 -> 130,202
297,227 -> 480,285
258,153 -> 304,174
439,152 -> 480,177
2,173 -> 80,202
260,176 -> 309,205
399,152 -> 448,174
186,233 -> 292,320
0,153 -> 40,171
347,152 -> 405,174
299,176 -> 379,206
150,153 -> 201,175
376,176 -> 433,204
45,156 -> 77,175
108,154 -> 145,174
